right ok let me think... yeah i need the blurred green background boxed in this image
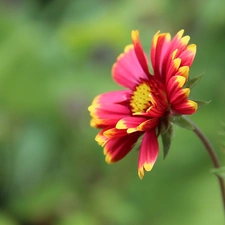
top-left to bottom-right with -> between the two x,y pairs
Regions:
0,0 -> 224,224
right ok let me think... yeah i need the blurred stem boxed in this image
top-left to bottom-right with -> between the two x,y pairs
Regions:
184,116 -> 225,213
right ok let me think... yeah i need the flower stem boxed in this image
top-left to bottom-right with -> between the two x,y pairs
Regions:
184,116 -> 225,213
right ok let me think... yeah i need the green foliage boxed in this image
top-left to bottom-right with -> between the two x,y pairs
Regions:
161,124 -> 173,159
170,116 -> 194,130
211,167 -> 225,179
186,74 -> 203,89
195,100 -> 211,110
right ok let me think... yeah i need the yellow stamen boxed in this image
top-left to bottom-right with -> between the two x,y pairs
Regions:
130,82 -> 154,113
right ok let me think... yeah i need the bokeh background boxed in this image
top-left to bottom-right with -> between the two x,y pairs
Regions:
0,0 -> 225,224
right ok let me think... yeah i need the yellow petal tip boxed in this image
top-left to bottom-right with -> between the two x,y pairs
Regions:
131,30 -> 139,42
188,100 -> 198,111
138,163 -> 153,179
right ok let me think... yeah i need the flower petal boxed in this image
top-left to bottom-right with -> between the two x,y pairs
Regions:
95,128 -> 111,146
170,88 -> 190,105
138,130 -> 159,179
166,75 -> 186,100
137,118 -> 159,131
112,44 -> 149,89
165,57 -> 181,84
116,116 -> 147,133
172,100 -> 198,115
104,132 -> 141,163
88,91 -> 131,128
151,31 -> 171,79
103,128 -> 128,138
131,30 -> 151,77
179,44 -> 197,67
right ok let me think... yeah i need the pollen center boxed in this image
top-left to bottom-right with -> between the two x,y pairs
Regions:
130,81 -> 154,113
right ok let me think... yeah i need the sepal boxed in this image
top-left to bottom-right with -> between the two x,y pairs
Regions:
194,100 -> 211,110
186,74 -> 203,89
170,115 -> 194,130
161,124 -> 173,159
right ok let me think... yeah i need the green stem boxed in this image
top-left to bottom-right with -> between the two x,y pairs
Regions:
184,116 -> 225,213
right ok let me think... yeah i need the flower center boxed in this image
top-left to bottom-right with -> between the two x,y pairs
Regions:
130,81 -> 155,113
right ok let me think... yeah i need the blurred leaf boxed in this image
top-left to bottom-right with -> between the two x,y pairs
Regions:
161,124 -> 173,159
0,213 -> 18,225
9,182 -> 75,221
195,100 -> 211,110
58,212 -> 98,225
220,121 -> 225,129
187,74 -> 203,89
170,116 -> 194,130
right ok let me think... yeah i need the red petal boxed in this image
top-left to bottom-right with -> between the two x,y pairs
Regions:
151,32 -> 171,80
112,44 -> 149,89
172,100 -> 198,115
179,44 -> 196,67
137,118 -> 159,131
166,75 -> 186,100
170,88 -> 190,106
104,132 -> 141,163
138,131 -> 159,179
131,30 -> 151,77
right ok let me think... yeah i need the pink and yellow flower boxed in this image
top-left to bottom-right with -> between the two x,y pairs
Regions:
88,30 -> 197,179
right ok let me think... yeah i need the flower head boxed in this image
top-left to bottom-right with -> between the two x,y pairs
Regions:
88,30 -> 197,179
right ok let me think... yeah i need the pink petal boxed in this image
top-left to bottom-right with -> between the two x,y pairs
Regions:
88,91 -> 131,128
104,132 -> 141,163
112,45 -> 149,89
178,44 -> 196,67
94,90 -> 131,104
138,130 -> 159,179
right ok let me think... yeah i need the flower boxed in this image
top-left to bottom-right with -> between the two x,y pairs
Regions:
88,29 -> 197,179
